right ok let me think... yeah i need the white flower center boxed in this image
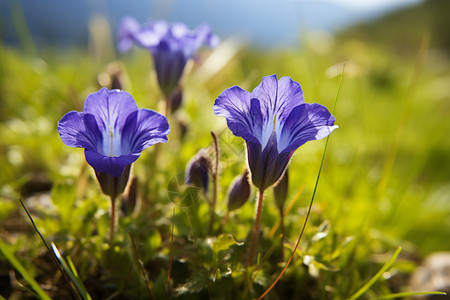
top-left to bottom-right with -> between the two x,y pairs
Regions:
109,126 -> 114,157
101,126 -> 123,157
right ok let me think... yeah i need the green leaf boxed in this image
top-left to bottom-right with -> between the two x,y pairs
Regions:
174,271 -> 208,296
0,238 -> 51,300
211,234 -> 243,254
378,291 -> 447,299
52,243 -> 92,300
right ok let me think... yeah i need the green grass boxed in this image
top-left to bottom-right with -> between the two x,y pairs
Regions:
0,26 -> 449,299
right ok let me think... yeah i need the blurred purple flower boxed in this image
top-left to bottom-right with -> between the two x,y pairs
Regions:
118,17 -> 219,98
58,88 -> 170,178
185,151 -> 211,192
213,75 -> 338,191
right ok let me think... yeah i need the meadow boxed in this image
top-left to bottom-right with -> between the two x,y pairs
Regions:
0,11 -> 449,299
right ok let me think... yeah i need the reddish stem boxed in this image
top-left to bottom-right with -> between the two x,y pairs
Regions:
109,196 -> 116,243
279,206 -> 285,262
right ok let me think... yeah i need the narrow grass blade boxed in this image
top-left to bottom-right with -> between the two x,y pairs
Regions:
6,0 -> 37,55
129,233 -> 155,300
378,291 -> 447,299
349,246 -> 402,300
66,257 -> 92,300
51,243 -> 92,300
0,238 -> 51,300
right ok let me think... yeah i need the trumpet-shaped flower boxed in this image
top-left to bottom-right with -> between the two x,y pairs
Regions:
118,17 -> 219,98
213,75 -> 338,191
58,88 -> 170,178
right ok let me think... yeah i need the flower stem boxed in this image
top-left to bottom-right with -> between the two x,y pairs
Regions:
164,96 -> 170,119
109,196 -> 117,243
208,131 -> 220,235
278,206 -> 285,262
247,189 -> 264,266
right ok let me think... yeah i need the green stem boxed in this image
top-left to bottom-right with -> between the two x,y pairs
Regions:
164,95 -> 171,119
247,189 -> 264,266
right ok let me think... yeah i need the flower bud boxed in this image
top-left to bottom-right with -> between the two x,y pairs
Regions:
98,62 -> 126,90
169,89 -> 183,113
95,164 -> 131,200
227,169 -> 251,211
121,176 -> 138,215
185,152 -> 211,192
273,168 -> 288,209
177,118 -> 189,141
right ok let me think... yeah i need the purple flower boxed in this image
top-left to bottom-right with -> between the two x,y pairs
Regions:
118,17 -> 219,98
58,88 -> 170,178
213,75 -> 338,191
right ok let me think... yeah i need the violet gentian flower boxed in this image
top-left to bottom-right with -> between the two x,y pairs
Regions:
213,75 -> 338,191
118,17 -> 219,99
58,88 -> 170,197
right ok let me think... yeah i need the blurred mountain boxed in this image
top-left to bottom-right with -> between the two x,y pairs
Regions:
339,0 -> 450,53
0,0 -> 421,48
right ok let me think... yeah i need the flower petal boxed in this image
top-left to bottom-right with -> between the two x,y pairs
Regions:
83,88 -> 138,134
58,111 -> 102,151
85,149 -> 139,177
171,22 -> 190,38
274,76 -> 304,125
118,16 -> 141,53
133,21 -> 168,49
192,23 -> 220,50
249,75 -> 280,148
278,103 -> 338,153
250,75 -> 305,147
213,86 -> 262,145
122,108 -> 170,154
251,74 -> 278,118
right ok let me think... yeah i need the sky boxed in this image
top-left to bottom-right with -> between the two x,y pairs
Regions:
1,0 -> 424,48
322,0 -> 422,10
